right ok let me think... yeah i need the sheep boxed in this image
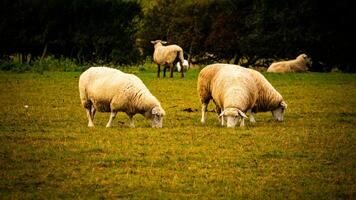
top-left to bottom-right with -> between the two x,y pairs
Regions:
267,54 -> 312,73
245,67 -> 288,123
176,59 -> 190,72
151,40 -> 186,78
79,66 -> 166,128
198,64 -> 287,128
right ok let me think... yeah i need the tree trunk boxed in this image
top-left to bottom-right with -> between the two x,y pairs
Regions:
40,43 -> 48,62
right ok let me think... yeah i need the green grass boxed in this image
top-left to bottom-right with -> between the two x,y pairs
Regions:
0,67 -> 355,199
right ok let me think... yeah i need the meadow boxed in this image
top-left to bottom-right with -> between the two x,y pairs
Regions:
0,66 -> 355,199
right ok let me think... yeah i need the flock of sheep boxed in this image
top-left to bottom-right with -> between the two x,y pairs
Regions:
79,40 -> 311,128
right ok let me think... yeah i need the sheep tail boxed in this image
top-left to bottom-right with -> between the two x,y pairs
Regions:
178,50 -> 185,63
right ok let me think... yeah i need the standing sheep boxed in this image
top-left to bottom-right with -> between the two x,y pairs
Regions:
79,67 -> 166,128
267,54 -> 312,73
151,40 -> 187,78
198,64 -> 287,128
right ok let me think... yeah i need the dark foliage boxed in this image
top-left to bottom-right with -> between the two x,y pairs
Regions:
0,0 -> 355,72
139,0 -> 356,72
0,0 -> 142,65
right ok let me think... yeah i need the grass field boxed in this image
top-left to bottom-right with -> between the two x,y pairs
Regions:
0,67 -> 355,199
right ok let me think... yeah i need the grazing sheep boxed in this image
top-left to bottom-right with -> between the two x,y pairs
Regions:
176,59 -> 190,72
267,54 -> 312,73
151,40 -> 186,78
198,64 -> 287,128
245,67 -> 288,123
79,66 -> 165,128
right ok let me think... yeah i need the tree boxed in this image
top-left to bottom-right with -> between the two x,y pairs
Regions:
0,0 -> 142,65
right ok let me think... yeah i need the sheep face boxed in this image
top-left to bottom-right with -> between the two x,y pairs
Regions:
150,106 -> 166,128
271,101 -> 287,121
219,108 -> 247,128
151,40 -> 167,46
298,54 -> 312,69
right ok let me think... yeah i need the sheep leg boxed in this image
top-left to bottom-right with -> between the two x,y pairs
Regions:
216,107 -> 224,126
86,108 -> 94,127
91,106 -> 96,121
247,109 -> 256,123
179,61 -> 184,78
170,65 -> 174,78
157,65 -> 161,78
240,118 -> 245,127
106,111 -> 117,128
129,115 -> 135,128
201,103 -> 208,124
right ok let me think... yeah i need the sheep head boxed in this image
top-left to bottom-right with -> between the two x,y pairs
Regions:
150,105 -> 166,128
271,101 -> 287,122
297,54 -> 313,69
150,40 -> 167,48
219,108 -> 248,128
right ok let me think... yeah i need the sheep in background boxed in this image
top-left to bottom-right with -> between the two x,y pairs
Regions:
151,40 -> 186,78
176,59 -> 190,72
79,66 -> 165,128
267,54 -> 312,73
198,64 -> 287,127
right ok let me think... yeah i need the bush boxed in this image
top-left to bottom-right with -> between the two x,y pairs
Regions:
31,56 -> 83,73
0,55 -> 85,73
0,60 -> 31,73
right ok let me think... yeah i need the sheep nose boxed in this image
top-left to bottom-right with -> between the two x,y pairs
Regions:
152,124 -> 163,128
227,124 -> 235,128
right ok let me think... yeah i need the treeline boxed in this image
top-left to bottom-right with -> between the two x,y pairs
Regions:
1,0 -> 355,72
0,0 -> 141,65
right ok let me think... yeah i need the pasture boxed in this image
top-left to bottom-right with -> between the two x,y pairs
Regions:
0,67 -> 355,199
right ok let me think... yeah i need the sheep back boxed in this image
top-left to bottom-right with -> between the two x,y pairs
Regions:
153,44 -> 184,65
198,64 -> 285,113
246,68 -> 284,112
198,64 -> 258,112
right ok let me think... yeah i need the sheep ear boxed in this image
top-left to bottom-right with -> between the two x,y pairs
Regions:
280,101 -> 288,109
152,107 -> 164,116
238,110 -> 248,118
161,41 -> 167,44
219,111 -> 225,117
150,41 -> 156,44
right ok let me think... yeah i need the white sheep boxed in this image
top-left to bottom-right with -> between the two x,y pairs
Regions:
151,40 -> 186,78
79,66 -> 166,128
267,54 -> 312,73
245,67 -> 288,123
198,64 -> 287,128
176,59 -> 190,72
